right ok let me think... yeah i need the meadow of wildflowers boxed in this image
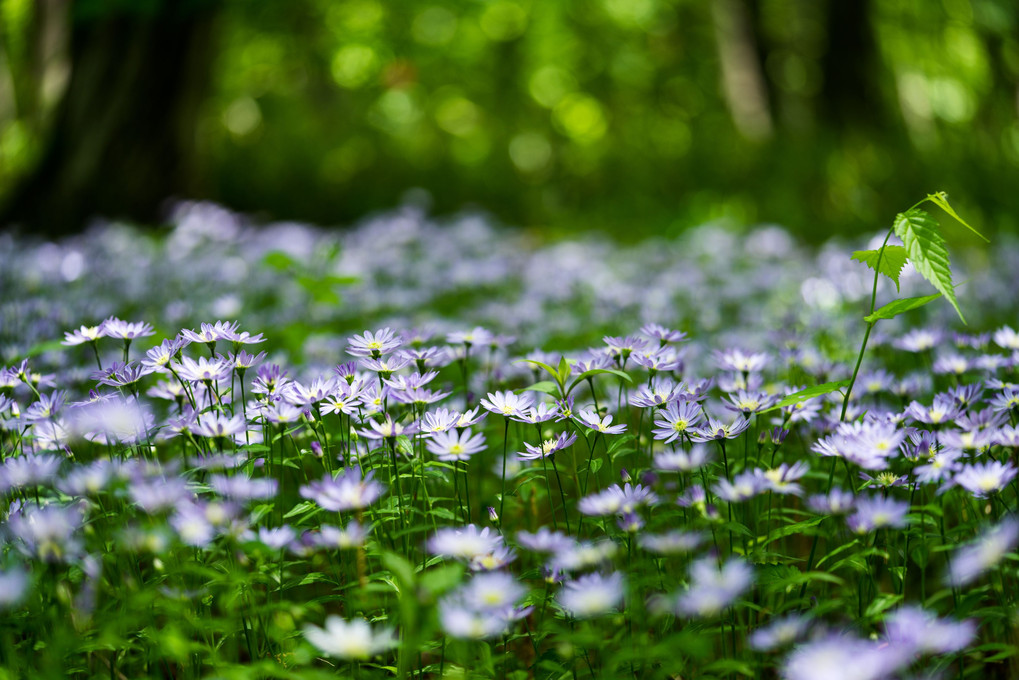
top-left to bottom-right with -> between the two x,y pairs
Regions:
2,197 -> 1019,679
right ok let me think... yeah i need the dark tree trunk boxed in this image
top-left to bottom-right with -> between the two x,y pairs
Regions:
0,1 -> 217,235
820,0 -> 883,130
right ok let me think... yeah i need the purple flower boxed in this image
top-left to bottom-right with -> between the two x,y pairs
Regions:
101,317 -> 155,340
575,409 -> 627,434
651,402 -> 704,443
7,503 -> 85,563
676,558 -> 753,617
519,431 -> 577,461
847,495 -> 910,533
426,428 -> 487,462
688,416 -> 750,442
953,461 -> 1017,498
300,468 -> 385,512
946,518 -> 1019,586
62,325 -> 106,346
781,634 -> 911,680
558,572 -> 625,618
884,605 -> 975,655
480,391 -> 534,419
346,328 -> 403,358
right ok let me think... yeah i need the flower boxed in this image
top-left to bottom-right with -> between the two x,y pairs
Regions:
653,444 -> 712,471
558,572 -> 625,618
688,416 -> 750,442
748,614 -> 810,651
953,461 -> 1017,498
300,468 -> 385,512
303,616 -> 396,660
651,402 -> 704,443
62,325 -> 106,346
847,496 -> 910,533
346,328 -> 402,358
578,409 -> 623,436
101,317 -> 155,340
519,431 -> 577,460
675,558 -> 753,617
480,391 -> 534,419
426,428 -> 487,462
884,605 -> 975,655
946,518 -> 1019,586
781,635 -> 911,680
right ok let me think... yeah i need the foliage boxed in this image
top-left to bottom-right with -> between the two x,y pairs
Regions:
1,197 -> 1019,679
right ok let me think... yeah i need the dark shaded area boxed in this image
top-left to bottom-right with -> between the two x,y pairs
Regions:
1,0 -> 1018,240
0,1 -> 216,234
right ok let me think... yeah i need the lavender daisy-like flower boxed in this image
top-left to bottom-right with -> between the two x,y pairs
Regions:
953,460 -> 1017,498
303,617 -> 396,660
748,614 -> 811,651
576,409 -> 627,434
638,530 -> 703,555
714,471 -> 765,503
101,317 -> 155,340
946,518 -> 1019,586
676,557 -> 753,617
756,461 -> 810,496
651,401 -> 704,443
480,391 -> 534,419
781,634 -> 911,680
174,355 -> 232,383
429,524 -> 503,560
884,605 -> 975,656
0,566 -> 30,609
640,323 -> 687,345
193,412 -> 249,439
653,444 -> 712,471
346,328 -> 403,358
519,431 -> 577,460
7,503 -> 85,563
315,521 -> 370,549
578,483 -> 657,516
688,416 -> 750,442
714,348 -> 769,373
847,495 -> 910,533
516,528 -> 572,554
558,572 -> 625,618
426,428 -> 487,462
180,321 -> 240,345
62,325 -> 106,346
359,415 -> 419,441
299,468 -> 385,512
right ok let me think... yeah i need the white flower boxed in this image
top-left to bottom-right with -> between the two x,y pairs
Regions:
303,616 -> 396,660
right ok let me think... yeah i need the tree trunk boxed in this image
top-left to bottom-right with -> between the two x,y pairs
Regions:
820,0 -> 882,130
0,1 -> 217,235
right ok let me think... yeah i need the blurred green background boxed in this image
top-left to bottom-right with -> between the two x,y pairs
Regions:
1,0 -> 1018,240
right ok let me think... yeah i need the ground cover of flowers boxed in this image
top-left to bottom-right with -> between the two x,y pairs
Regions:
2,202 -> 1019,679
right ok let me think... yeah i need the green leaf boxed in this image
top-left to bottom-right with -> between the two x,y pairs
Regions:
567,368 -> 633,395
850,246 -> 908,292
863,293 -> 942,324
556,355 -> 572,385
893,208 -> 964,323
702,659 -> 754,677
381,551 -> 416,592
760,380 -> 850,413
926,192 -> 988,242
519,380 -> 559,396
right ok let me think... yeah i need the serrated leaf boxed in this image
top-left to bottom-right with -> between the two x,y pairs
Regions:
850,246 -> 908,292
760,380 -> 850,413
893,208 -> 964,323
926,192 -> 988,242
863,293 -> 942,324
